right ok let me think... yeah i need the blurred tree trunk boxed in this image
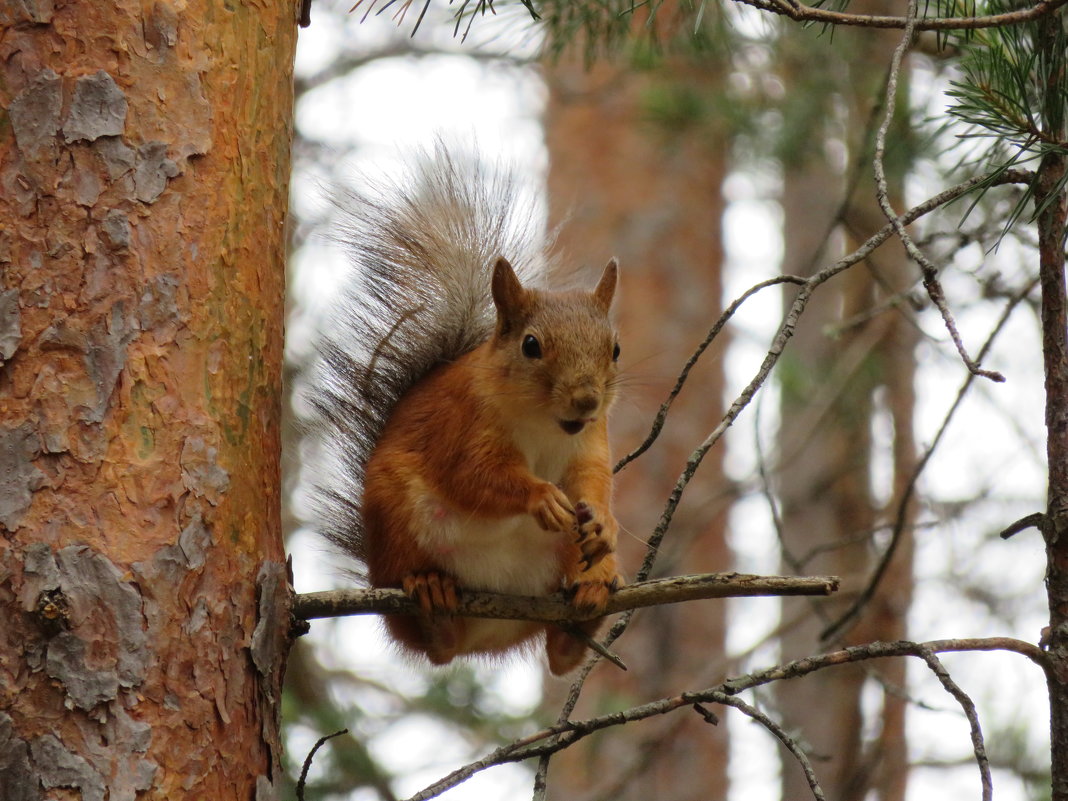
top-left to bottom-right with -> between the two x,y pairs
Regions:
542,29 -> 731,801
775,9 -> 916,801
0,1 -> 295,797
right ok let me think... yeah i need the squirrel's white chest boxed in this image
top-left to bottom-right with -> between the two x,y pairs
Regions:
510,417 -> 582,483
414,510 -> 564,595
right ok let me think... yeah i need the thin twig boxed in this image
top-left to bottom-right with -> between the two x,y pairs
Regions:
632,169 -> 1032,592
914,648 -> 992,801
559,623 -> 628,670
295,43 -> 529,96
297,729 -> 350,801
871,0 -> 1003,383
721,638 -> 1051,691
712,694 -> 827,801
999,511 -> 1046,539
614,275 -> 805,473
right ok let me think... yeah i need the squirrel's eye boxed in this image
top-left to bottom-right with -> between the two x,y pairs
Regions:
612,342 -> 621,362
522,334 -> 542,359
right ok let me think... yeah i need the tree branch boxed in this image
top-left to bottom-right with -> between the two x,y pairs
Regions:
295,41 -> 529,95
871,0 -> 1003,383
297,729 -> 350,801
722,638 -> 1051,691
707,695 -> 827,801
731,0 -> 1067,32
1000,511 -> 1047,540
292,572 -> 840,623
400,638 -> 1048,801
627,168 -> 1033,588
614,275 -> 805,473
914,647 -> 992,801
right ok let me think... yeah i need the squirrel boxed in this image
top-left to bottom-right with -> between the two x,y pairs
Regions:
308,148 -> 622,675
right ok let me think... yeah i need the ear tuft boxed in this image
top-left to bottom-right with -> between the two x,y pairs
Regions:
593,258 -> 618,313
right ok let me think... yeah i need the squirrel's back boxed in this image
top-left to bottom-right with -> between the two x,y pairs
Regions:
306,148 -> 552,567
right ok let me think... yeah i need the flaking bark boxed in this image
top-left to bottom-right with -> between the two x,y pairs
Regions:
0,2 -> 295,797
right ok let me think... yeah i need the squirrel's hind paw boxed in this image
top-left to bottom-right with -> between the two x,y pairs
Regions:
567,576 -> 620,614
402,571 -> 460,615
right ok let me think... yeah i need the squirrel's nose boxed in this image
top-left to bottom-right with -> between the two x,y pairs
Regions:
570,386 -> 600,417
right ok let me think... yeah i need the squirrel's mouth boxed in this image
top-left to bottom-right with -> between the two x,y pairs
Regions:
559,419 -> 593,435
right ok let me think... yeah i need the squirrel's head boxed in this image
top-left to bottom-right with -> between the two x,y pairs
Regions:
489,256 -> 620,436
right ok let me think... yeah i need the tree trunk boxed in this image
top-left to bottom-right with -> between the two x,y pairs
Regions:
775,13 -> 916,800
1041,140 -> 1068,799
1036,10 -> 1068,800
777,153 -> 881,801
0,1 -> 295,797
542,37 -> 731,801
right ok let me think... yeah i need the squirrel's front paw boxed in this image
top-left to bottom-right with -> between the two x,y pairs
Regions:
573,501 -> 614,569
568,575 -> 621,614
529,482 -> 575,532
402,571 -> 460,615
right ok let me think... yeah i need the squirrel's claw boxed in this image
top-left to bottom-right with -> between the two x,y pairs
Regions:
573,501 -> 612,568
578,539 -> 613,571
403,571 -> 460,615
574,501 -> 598,541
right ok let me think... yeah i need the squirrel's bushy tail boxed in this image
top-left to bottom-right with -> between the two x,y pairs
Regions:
305,147 -> 549,569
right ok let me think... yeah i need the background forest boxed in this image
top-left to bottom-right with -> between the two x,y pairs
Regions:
0,1 -> 1061,799
283,2 -> 1061,801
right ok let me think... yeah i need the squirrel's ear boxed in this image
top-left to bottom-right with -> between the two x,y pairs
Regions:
491,257 -> 528,335
592,258 -> 618,313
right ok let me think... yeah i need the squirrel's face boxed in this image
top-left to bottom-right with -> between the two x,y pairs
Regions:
490,257 -> 620,436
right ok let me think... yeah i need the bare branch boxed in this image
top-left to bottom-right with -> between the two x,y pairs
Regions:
297,729 -> 350,800
401,638 -> 1048,801
631,168 -> 1033,591
723,638 -> 1051,691
999,511 -> 1047,539
558,623 -> 627,670
871,0 -> 1003,382
293,572 -> 840,623
914,648 -> 992,801
731,0 -> 1067,32
711,695 -> 826,801
614,275 -> 805,473
295,41 -> 528,95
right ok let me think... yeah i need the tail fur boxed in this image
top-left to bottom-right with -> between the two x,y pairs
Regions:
304,147 -> 550,569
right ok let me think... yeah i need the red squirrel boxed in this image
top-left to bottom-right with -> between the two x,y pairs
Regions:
310,150 -> 622,674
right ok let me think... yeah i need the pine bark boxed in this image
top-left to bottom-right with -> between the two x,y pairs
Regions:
0,1 -> 295,797
1036,10 -> 1068,799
